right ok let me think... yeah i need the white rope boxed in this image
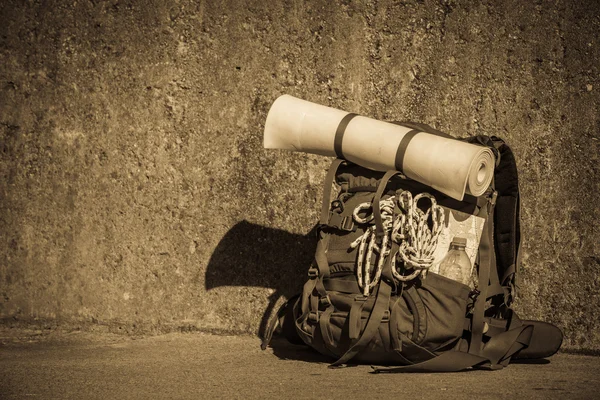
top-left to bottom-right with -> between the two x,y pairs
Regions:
351,191 -> 445,294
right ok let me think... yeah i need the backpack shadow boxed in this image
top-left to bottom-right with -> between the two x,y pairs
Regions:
205,220 -> 317,341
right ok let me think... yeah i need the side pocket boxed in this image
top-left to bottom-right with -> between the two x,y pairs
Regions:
414,272 -> 471,351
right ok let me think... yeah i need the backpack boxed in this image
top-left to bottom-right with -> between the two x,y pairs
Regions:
263,125 -> 561,372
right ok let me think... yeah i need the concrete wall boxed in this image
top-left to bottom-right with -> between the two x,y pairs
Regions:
1,0 -> 598,351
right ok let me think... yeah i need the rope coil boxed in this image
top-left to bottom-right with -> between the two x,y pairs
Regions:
350,191 -> 445,295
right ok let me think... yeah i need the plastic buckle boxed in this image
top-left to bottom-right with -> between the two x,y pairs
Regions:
340,216 -> 355,232
488,190 -> 498,212
381,310 -> 390,323
354,294 -> 368,302
469,288 -> 481,301
308,311 -> 319,323
307,267 -> 319,279
330,199 -> 344,213
320,295 -> 332,307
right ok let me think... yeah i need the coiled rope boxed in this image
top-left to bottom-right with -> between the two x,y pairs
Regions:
350,191 -> 445,295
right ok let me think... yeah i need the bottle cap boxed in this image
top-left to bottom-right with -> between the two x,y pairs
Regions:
452,237 -> 467,246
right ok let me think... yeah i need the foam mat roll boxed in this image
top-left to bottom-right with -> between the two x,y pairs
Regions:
264,95 -> 494,201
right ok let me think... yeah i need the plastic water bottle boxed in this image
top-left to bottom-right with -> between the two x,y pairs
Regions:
438,237 -> 471,285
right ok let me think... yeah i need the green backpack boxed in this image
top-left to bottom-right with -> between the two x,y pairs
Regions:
263,125 -> 562,372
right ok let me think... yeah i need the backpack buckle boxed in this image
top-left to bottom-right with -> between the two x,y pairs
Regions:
340,216 -> 355,232
469,288 -> 481,301
308,311 -> 319,323
307,267 -> 319,279
381,310 -> 390,323
488,190 -> 498,210
331,199 -> 344,213
327,213 -> 356,232
320,295 -> 332,307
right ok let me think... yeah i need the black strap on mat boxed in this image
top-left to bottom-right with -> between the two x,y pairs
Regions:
393,129 -> 419,172
334,113 -> 358,158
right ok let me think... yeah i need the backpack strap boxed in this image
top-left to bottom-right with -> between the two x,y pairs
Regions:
465,135 -> 520,306
319,158 -> 346,225
469,192 -> 497,355
490,137 -> 520,305
328,170 -> 403,367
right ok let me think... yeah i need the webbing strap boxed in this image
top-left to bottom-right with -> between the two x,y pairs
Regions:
489,248 -> 501,290
391,121 -> 453,139
314,237 -> 331,280
470,199 -> 495,355
348,296 -> 368,340
297,276 -> 318,329
372,350 -> 489,373
486,282 -> 506,299
319,306 -> 336,350
480,324 -> 533,365
296,236 -> 331,332
501,326 -> 533,362
372,322 -> 533,373
372,170 -> 404,238
334,113 -> 358,158
330,280 -> 392,367
510,192 -> 522,301
388,298 -> 404,352
394,130 -> 420,172
320,158 -> 345,225
323,279 -> 360,293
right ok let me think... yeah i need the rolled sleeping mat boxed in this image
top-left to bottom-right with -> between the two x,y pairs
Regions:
264,95 -> 495,201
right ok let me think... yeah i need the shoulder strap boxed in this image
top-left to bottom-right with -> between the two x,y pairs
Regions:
463,135 -> 520,306
319,158 -> 346,225
328,170 -> 402,367
489,137 -> 520,305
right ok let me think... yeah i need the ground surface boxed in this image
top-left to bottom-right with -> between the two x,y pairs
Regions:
0,329 -> 599,400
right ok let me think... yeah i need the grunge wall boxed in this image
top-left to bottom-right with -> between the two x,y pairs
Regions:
1,0 -> 598,351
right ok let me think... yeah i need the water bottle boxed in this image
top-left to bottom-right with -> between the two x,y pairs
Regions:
438,237 -> 472,285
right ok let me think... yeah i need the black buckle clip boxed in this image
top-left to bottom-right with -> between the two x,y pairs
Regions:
469,288 -> 481,301
330,199 -> 344,213
307,267 -> 319,279
340,216 -> 355,232
320,295 -> 332,307
381,310 -> 390,323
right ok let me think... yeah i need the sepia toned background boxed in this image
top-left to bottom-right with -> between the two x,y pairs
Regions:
1,0 -> 598,351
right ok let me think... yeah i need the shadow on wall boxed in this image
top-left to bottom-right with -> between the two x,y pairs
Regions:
205,220 -> 317,338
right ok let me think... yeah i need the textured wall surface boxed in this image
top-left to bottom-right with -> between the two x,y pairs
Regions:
0,0 -> 598,350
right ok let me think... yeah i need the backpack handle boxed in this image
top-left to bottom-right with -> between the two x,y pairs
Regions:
372,170 -> 406,238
